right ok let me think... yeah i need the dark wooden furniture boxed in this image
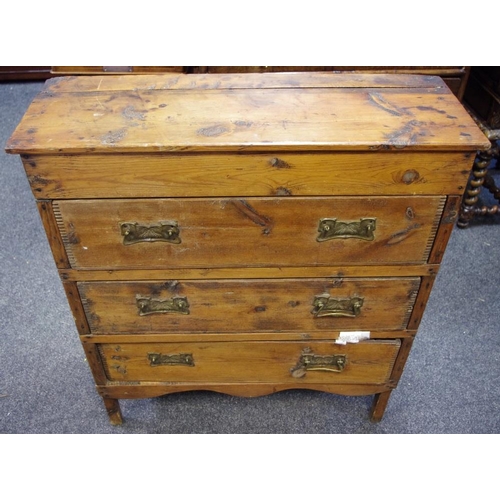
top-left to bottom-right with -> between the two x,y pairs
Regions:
5,73 -> 488,425
459,67 -> 500,227
51,66 -> 184,75
0,66 -> 52,80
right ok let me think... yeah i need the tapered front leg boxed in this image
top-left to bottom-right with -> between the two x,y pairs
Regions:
370,391 -> 392,422
103,397 -> 123,425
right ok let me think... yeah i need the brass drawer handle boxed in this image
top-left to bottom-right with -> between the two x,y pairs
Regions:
317,217 -> 376,242
120,221 -> 181,245
148,353 -> 195,367
291,348 -> 347,378
136,296 -> 190,316
312,294 -> 364,318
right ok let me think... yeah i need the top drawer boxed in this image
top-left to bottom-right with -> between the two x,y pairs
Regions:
23,152 -> 473,199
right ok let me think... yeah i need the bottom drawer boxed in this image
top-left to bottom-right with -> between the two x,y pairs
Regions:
98,340 -> 400,385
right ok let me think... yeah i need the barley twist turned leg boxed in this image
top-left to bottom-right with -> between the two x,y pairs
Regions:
458,145 -> 498,228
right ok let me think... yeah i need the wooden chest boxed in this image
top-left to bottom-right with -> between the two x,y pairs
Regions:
5,73 -> 489,424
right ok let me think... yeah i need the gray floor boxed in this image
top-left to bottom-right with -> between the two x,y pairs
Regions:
1,81 -> 499,434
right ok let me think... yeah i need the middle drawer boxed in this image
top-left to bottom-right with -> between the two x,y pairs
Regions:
78,278 -> 420,334
54,196 -> 445,269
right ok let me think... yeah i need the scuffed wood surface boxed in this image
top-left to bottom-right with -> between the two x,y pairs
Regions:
43,72 -> 444,91
23,151 -> 473,199
97,340 -> 401,385
53,196 -> 445,269
6,73 -> 489,154
77,278 -> 419,333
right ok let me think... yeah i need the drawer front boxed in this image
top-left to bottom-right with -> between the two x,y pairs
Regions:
78,278 -> 420,334
55,196 -> 445,269
98,340 -> 401,384
25,152 -> 473,199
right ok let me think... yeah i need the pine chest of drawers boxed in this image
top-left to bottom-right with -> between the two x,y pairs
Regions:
6,72 -> 489,425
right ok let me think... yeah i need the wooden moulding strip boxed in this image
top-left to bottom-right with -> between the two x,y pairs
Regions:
96,382 -> 394,399
59,264 -> 439,282
80,331 -> 416,344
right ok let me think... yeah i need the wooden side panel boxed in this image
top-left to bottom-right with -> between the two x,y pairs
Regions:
81,343 -> 109,386
62,281 -> 91,336
77,278 -> 420,334
97,340 -> 401,385
428,195 -> 461,263
53,196 -> 445,269
388,337 -> 415,386
407,276 -> 437,330
36,201 -> 70,268
23,152 -> 474,199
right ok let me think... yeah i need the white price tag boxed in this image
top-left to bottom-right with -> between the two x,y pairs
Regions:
335,331 -> 371,345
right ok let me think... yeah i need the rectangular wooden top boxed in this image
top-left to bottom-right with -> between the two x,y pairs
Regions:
5,73 -> 490,154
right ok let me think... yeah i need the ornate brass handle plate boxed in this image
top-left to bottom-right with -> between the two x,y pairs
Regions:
136,296 -> 190,316
148,353 -> 194,367
317,217 -> 376,242
312,294 -> 364,318
120,221 -> 181,245
291,347 -> 347,378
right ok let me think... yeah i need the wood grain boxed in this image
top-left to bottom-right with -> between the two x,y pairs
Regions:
97,382 -> 394,399
97,339 -> 401,385
23,152 -> 474,199
407,276 -> 437,330
5,74 -> 489,154
80,330 -> 416,343
53,196 -> 445,269
77,278 -> 420,334
36,201 -> 70,268
428,195 -> 462,263
5,72 -> 486,423
43,72 -> 449,91
58,264 -> 439,282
